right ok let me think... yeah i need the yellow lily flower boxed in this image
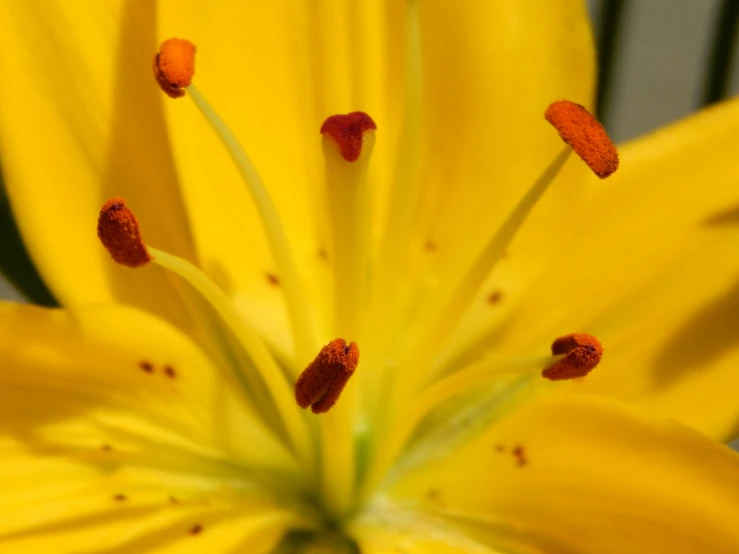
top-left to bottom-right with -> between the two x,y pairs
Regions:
1,0 -> 739,552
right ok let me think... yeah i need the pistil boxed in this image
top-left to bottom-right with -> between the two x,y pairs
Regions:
317,112 -> 375,520
321,112 -> 376,339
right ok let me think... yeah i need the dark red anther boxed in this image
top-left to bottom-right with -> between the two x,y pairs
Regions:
295,339 -> 360,414
97,198 -> 151,268
543,333 -> 603,380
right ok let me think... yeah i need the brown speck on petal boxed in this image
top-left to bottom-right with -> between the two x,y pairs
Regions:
512,445 -> 528,467
113,494 -> 127,502
139,361 -> 154,373
164,365 -> 176,379
426,488 -> 443,505
190,524 -> 203,536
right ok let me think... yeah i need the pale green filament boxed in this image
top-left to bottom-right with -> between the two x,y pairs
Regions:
188,85 -> 317,367
363,147 -> 572,496
396,148 -> 572,401
148,247 -> 313,472
360,354 -> 562,501
318,130 -> 376,520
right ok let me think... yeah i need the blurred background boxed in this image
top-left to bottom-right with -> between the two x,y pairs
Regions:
1,0 -> 738,301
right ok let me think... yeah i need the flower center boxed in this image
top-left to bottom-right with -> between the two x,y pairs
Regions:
97,22 -> 618,530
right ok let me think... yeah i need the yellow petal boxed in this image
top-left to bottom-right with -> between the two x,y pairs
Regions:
387,395 -> 739,554
350,510 -> 508,554
0,301 -> 309,550
456,98 -> 739,440
0,451 -> 299,553
156,0 -> 355,350
0,301 -> 297,470
417,0 -> 595,290
0,1 -> 197,327
155,1 -> 594,352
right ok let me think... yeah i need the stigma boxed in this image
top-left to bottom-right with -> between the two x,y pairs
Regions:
153,38 -> 196,99
320,112 -> 377,162
545,100 -> 619,178
542,333 -> 603,380
97,197 -> 151,268
295,339 -> 360,414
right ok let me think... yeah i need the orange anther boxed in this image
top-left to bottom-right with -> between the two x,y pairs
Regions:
545,100 -> 619,179
320,112 -> 377,162
543,333 -> 603,380
295,339 -> 360,414
153,38 -> 196,99
97,197 -> 151,268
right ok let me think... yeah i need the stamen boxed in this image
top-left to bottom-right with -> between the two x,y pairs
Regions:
97,197 -> 151,268
393,148 -> 572,395
147,247 -> 313,467
320,112 -> 377,162
295,339 -> 359,414
545,100 -> 619,178
153,38 -> 196,99
542,333 -> 603,380
95,199 -> 312,469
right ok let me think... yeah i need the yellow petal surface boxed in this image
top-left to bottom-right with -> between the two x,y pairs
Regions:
448,98 -> 739,440
156,0 -> 376,350
0,301 -> 306,551
0,1 -> 197,328
386,395 -> 739,554
415,0 -> 595,299
155,1 -> 594,353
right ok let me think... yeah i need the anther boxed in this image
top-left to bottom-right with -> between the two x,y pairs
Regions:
543,333 -> 603,380
153,38 -> 196,99
295,339 -> 360,414
97,197 -> 151,268
320,112 -> 377,162
545,100 -> 619,179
